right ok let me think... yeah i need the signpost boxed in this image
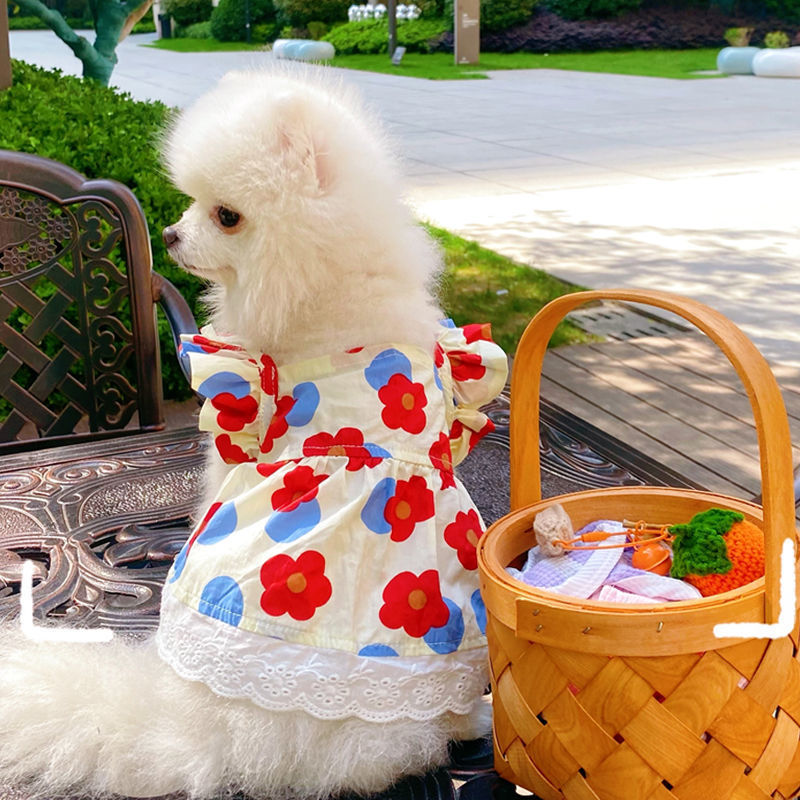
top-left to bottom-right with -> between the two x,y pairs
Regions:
454,0 -> 479,66
0,0 -> 11,90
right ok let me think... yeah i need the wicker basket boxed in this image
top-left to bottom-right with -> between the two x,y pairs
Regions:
477,289 -> 800,800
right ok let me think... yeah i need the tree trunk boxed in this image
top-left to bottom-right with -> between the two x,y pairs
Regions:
80,48 -> 115,83
0,0 -> 11,90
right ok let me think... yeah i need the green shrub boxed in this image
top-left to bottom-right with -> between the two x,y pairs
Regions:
723,26 -> 754,45
252,20 -> 279,39
764,29 -> 791,46
210,0 -> 276,41
443,0 -> 537,31
163,0 -> 213,26
182,19 -> 213,36
545,0 -> 639,19
132,16 -> 157,32
1,60 -> 203,401
323,17 -> 448,53
763,0 -> 800,23
306,19 -> 328,39
415,0 -> 445,16
7,15 -> 51,28
274,0 -> 350,27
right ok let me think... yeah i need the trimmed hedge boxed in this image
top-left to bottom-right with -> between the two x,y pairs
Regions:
163,0 -> 213,26
7,13 -> 156,31
546,0 -> 641,20
274,0 -> 350,26
435,5 -> 800,52
1,60 -> 202,401
443,0 -> 538,32
210,0 -> 277,41
323,17 -> 449,53
181,19 -> 213,36
7,15 -> 86,28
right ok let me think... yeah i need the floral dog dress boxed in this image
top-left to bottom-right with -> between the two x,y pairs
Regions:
157,322 -> 508,722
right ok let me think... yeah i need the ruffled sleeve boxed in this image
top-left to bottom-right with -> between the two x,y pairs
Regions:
436,321 -> 508,466
179,328 -> 278,465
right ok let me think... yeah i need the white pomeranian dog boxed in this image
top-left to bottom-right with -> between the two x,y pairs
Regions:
0,67 -> 507,800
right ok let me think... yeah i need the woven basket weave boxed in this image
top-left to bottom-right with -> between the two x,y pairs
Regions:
477,290 -> 800,800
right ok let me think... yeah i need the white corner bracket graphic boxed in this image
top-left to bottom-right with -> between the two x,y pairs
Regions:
20,559 -> 114,643
714,538 -> 797,640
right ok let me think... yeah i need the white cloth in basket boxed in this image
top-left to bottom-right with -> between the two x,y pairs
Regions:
507,520 -> 702,603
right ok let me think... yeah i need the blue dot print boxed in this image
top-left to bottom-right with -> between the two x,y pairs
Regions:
424,598 -> 464,654
265,498 -> 321,543
470,590 -> 487,635
168,543 -> 188,583
285,382 -> 320,427
364,442 -> 392,460
364,349 -> 412,390
198,576 -> 243,627
196,502 -> 238,546
358,644 -> 399,657
361,477 -> 396,534
197,371 -> 252,400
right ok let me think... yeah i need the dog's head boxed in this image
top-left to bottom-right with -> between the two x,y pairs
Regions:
161,68 -> 405,347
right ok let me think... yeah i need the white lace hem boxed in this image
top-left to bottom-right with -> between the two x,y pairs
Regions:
157,592 -> 489,722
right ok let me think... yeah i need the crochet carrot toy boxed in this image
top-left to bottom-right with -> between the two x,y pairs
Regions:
669,508 -> 765,596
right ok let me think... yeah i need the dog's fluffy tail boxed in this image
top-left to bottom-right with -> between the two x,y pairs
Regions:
0,626 -> 489,799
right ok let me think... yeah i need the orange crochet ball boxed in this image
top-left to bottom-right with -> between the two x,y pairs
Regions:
684,519 -> 765,597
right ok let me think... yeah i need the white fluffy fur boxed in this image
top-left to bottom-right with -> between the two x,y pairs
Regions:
0,628 -> 490,799
0,67 -> 490,799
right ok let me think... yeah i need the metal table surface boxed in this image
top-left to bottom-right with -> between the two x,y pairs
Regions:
0,398 -> 698,800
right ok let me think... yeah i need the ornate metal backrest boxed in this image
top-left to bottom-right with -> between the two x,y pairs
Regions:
0,150 -> 165,452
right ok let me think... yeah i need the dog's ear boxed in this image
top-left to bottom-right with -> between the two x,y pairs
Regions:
275,93 -> 332,193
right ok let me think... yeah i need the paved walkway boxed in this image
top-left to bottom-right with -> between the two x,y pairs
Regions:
9,31 -> 800,371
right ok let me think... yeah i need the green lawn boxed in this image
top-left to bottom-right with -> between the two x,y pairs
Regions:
146,38 -> 266,51
430,225 -> 591,353
143,40 -> 722,80
332,49 -> 723,80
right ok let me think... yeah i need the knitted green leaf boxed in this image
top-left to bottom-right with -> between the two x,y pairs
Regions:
669,508 -> 744,579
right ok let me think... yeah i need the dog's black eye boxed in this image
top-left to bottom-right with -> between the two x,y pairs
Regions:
217,207 -> 241,228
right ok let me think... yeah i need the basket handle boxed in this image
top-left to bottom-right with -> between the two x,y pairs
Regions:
511,289 -> 795,624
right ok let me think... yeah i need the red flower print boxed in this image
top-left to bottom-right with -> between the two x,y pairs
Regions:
181,501 -> 222,556
449,418 -> 496,455
271,466 -> 327,512
346,346 -> 364,354
192,335 -> 242,354
378,374 -> 428,434
211,392 -> 258,433
259,354 -> 279,396
469,418 -> 495,451
434,343 -> 444,368
444,509 -> 485,570
260,394 -> 295,454
385,476 -> 434,542
429,433 -> 455,489
256,460 -> 289,478
260,551 -> 332,621
303,428 -> 383,471
215,434 -> 256,464
379,570 -> 449,638
446,350 -> 486,382
461,323 -> 493,344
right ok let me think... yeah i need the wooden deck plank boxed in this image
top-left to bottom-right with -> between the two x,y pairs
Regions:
632,335 -> 800,417
542,348 -> 762,496
539,372 -> 747,498
568,342 -> 800,465
598,339 -> 800,443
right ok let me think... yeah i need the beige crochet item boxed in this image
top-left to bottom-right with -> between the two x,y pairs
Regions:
532,503 -> 572,556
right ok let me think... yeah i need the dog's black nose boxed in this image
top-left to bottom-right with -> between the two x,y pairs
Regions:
162,226 -> 179,247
